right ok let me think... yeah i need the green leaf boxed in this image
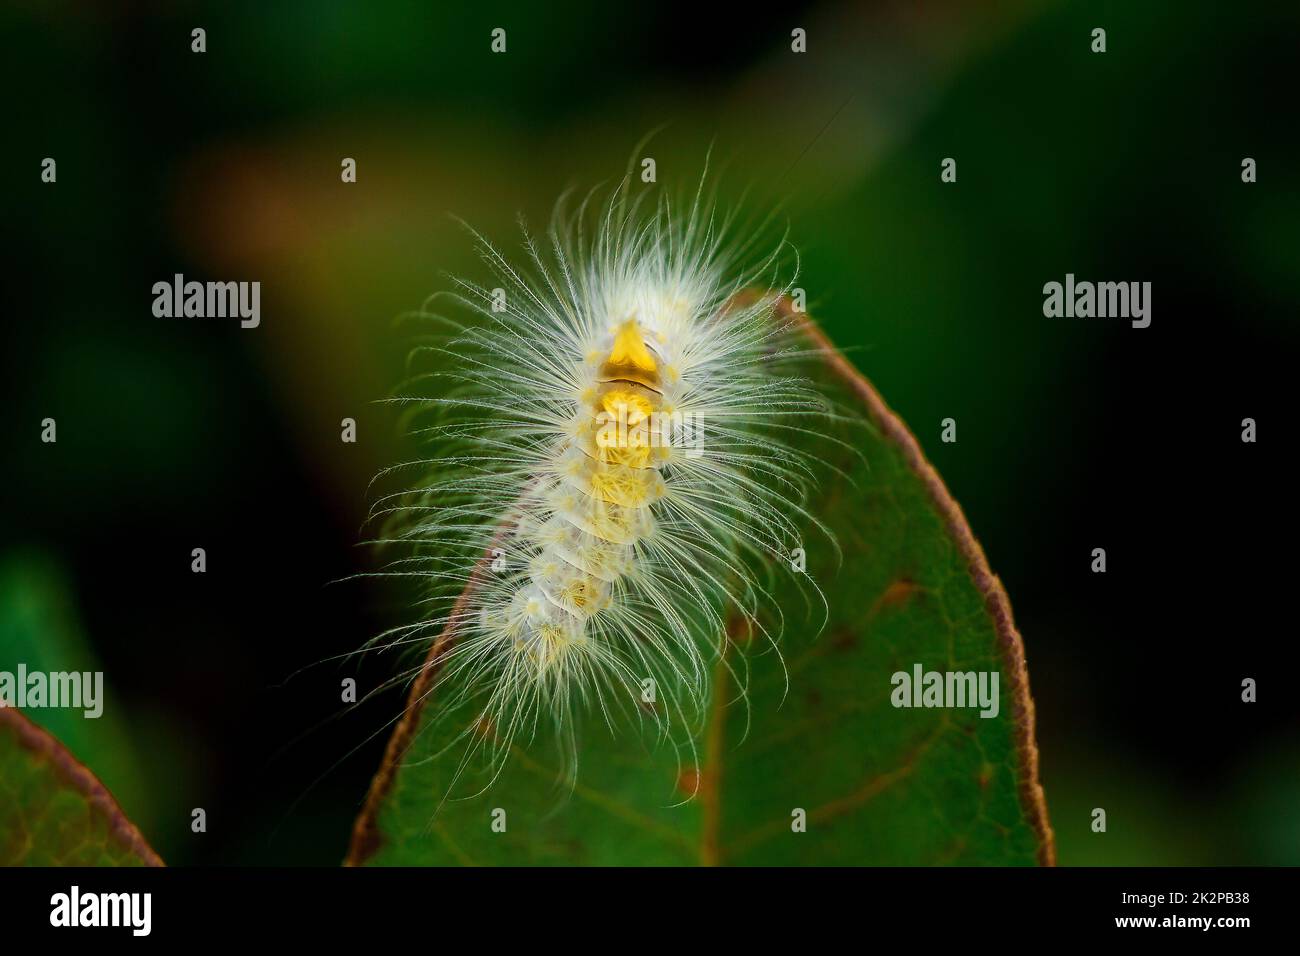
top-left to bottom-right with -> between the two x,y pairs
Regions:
0,707 -> 162,866
0,554 -> 155,834
348,307 -> 1054,866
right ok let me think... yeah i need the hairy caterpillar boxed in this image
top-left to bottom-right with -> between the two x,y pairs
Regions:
368,170 -> 835,798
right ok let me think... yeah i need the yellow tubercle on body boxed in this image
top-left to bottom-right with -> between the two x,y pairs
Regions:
560,578 -> 593,611
599,389 -> 655,432
589,465 -> 658,507
599,442 -> 653,469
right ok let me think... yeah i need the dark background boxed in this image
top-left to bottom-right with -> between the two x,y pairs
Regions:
2,0 -> 1296,865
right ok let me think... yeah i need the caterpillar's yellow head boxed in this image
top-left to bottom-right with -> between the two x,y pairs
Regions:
600,320 -> 660,390
608,320 -> 656,372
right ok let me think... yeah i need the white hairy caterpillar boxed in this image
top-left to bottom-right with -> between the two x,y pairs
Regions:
367,169 -> 836,797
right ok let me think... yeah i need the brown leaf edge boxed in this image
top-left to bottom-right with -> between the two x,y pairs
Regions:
345,299 -> 1057,866
0,707 -> 163,866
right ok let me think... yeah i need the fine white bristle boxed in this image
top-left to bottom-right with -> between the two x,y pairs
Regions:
366,168 -> 834,800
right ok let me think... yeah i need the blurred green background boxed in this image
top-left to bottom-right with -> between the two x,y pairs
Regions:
3,0 -> 1296,865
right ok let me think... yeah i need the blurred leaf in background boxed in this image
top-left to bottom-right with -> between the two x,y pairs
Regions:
0,706 -> 161,866
0,555 -> 155,836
